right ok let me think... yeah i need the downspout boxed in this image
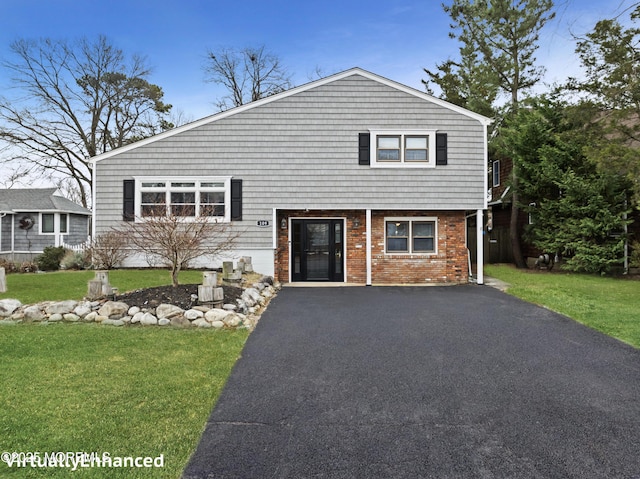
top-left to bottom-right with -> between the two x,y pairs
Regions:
11,213 -> 15,261
91,160 -> 97,241
476,209 -> 484,285
366,209 -> 372,285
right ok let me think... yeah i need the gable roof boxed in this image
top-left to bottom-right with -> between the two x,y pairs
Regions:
91,67 -> 492,164
0,188 -> 90,215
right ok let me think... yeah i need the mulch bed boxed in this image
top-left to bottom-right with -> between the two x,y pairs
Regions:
116,283 -> 244,310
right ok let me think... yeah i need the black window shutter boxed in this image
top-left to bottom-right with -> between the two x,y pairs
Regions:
358,133 -> 370,165
231,179 -> 242,221
123,179 -> 135,221
436,133 -> 448,165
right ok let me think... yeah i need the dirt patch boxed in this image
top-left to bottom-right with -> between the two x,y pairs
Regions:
116,284 -> 244,310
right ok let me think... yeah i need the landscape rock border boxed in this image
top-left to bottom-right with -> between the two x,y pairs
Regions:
0,277 -> 280,331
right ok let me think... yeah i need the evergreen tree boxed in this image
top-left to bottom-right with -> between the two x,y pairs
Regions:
500,97 -> 632,273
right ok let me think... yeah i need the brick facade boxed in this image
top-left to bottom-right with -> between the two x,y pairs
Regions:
275,209 -> 469,284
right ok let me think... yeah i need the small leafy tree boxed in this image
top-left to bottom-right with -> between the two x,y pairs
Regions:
119,211 -> 240,286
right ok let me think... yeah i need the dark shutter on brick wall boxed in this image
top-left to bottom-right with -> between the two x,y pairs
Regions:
358,133 -> 370,165
123,179 -> 135,221
435,133 -> 448,165
231,179 -> 242,221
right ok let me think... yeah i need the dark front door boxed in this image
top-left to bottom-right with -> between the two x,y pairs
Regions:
291,219 -> 344,282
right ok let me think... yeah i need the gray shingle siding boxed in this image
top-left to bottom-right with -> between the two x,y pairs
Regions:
94,73 -> 487,250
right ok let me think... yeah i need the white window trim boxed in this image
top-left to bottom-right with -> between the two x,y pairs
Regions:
134,176 -> 232,223
493,160 -> 500,187
370,129 -> 437,168
39,212 -> 68,236
384,216 -> 438,255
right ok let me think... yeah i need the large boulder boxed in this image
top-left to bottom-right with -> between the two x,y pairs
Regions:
0,299 -> 21,317
156,304 -> 184,319
98,301 -> 129,318
23,305 -> 45,321
45,300 -> 78,315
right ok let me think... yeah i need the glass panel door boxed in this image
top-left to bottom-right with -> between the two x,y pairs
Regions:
291,219 -> 344,282
305,223 -> 330,280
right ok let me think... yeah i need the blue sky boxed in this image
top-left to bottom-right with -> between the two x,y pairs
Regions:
0,0 -> 637,121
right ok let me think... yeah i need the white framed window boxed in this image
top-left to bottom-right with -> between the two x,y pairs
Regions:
493,160 -> 500,187
385,217 -> 437,254
370,130 -> 437,168
40,213 -> 68,235
135,177 -> 231,222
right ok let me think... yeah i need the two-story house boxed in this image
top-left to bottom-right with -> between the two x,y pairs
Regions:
91,68 -> 491,285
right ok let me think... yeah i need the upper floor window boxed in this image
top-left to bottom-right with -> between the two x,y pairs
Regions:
136,177 -> 231,222
370,130 -> 437,168
492,160 -> 500,187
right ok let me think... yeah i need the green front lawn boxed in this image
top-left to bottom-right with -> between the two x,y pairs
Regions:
0,325 -> 248,478
0,269 -> 249,478
485,264 -> 640,348
0,269 -> 205,304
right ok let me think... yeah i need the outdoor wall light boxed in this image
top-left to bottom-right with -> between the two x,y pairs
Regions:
353,217 -> 361,228
280,218 -> 287,229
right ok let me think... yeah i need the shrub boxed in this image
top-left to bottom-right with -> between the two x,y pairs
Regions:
60,250 -> 90,270
88,231 -> 129,270
0,258 -> 19,274
19,261 -> 38,273
36,246 -> 67,271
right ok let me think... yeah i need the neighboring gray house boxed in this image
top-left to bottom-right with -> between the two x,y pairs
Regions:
92,68 -> 490,285
0,188 -> 91,261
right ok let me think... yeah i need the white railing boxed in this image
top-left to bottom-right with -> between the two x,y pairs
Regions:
61,241 -> 89,252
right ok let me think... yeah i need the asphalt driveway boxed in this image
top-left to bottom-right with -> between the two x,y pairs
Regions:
183,285 -> 640,479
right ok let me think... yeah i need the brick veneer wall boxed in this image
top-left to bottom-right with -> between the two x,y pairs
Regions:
275,209 -> 468,284
371,211 -> 468,284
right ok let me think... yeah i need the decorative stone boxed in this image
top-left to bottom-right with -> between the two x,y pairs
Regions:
128,306 -> 141,316
184,309 -> 204,320
23,305 -> 45,321
252,282 -> 266,292
260,275 -> 274,286
45,300 -> 78,315
121,316 -> 132,324
193,318 -> 211,328
192,305 -> 210,313
140,313 -> 158,325
63,313 -> 80,322
131,311 -> 145,324
73,303 -> 92,317
210,320 -> 225,329
49,313 -> 63,322
223,315 -> 242,327
98,301 -> 129,318
223,303 -> 237,311
262,289 -> 274,299
0,299 -> 22,317
83,311 -> 98,322
158,318 -> 171,326
156,304 -> 184,319
94,315 -> 108,323
205,309 -> 232,322
102,318 -> 125,326
171,316 -> 191,327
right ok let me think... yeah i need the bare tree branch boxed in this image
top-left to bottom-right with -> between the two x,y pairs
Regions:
0,36 -> 172,207
117,210 -> 241,286
204,45 -> 292,111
